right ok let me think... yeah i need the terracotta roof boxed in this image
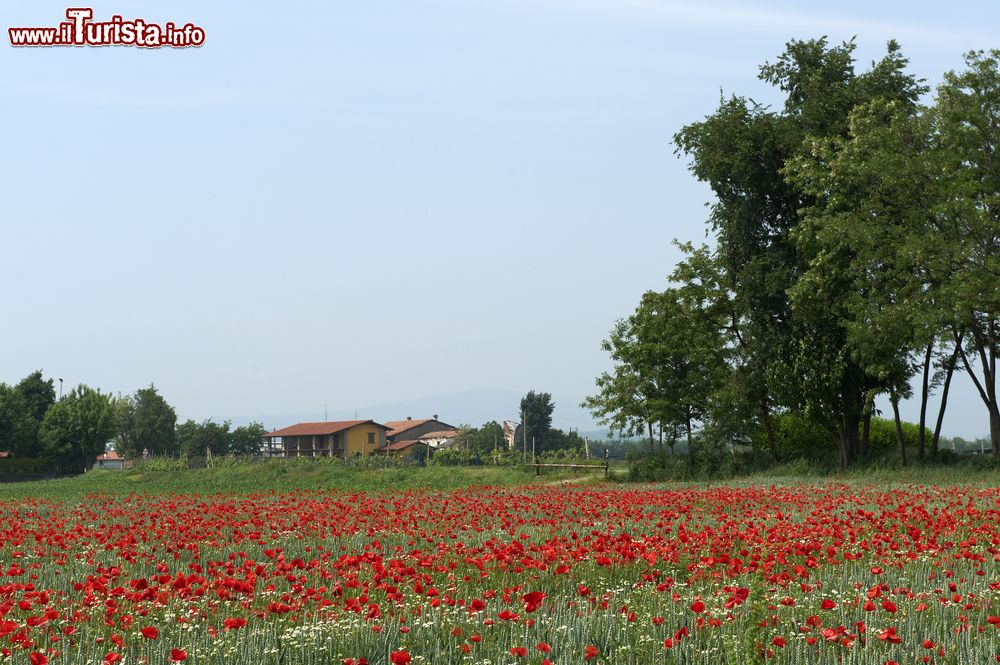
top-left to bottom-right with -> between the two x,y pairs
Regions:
97,451 -> 123,461
384,419 -> 433,437
0,451 -> 9,458
266,420 -> 388,438
418,430 -> 461,440
380,439 -> 429,452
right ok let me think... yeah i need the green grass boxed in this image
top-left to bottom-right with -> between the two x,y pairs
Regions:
2,453 -> 997,502
0,459 -> 605,500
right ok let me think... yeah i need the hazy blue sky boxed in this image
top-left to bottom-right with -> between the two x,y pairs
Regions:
3,0 -> 996,438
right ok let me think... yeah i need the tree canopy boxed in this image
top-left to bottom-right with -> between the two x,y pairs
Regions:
589,39 -> 1000,468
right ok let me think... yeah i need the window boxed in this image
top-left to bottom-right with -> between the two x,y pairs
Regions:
367,432 -> 375,444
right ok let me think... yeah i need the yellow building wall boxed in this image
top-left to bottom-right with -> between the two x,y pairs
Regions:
345,424 -> 385,456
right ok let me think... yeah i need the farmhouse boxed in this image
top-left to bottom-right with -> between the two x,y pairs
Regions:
384,416 -> 457,444
262,420 -> 388,458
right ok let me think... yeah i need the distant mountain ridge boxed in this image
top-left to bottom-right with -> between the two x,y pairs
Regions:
227,389 -> 601,434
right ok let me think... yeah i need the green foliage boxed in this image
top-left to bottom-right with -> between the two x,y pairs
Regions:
0,371 -> 56,458
230,422 -> 266,456
427,447 -> 474,466
584,285 -> 727,460
15,370 -> 56,427
594,38 -> 1000,472
115,384 -> 178,458
465,420 -> 505,454
177,419 -> 231,457
0,462 -> 542,501
751,413 -> 833,466
518,391 -> 555,451
867,417 -> 927,452
544,427 -> 586,454
38,385 -> 116,473
0,384 -> 37,457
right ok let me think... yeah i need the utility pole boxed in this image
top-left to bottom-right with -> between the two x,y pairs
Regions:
522,407 -> 528,463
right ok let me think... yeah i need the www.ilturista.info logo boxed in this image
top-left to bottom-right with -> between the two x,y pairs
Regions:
9,8 -> 205,48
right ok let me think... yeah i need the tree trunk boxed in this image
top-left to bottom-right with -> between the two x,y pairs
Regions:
860,390 -> 875,459
931,341 -> 960,456
991,405 -> 1000,456
760,396 -> 778,462
647,420 -> 655,455
685,412 -> 694,465
956,329 -> 1000,454
891,391 -> 907,467
917,342 -> 933,460
836,397 -> 862,470
836,428 -> 849,470
658,424 -> 664,458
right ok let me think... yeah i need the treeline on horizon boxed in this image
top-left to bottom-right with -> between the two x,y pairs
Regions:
585,38 -> 1000,470
0,371 -> 265,473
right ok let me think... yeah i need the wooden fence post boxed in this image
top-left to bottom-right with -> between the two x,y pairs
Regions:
535,456 -> 540,477
604,448 -> 609,480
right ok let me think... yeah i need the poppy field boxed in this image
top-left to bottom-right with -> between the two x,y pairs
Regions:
1,481 -> 999,664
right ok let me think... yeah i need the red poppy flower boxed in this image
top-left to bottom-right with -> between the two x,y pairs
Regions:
223,617 -> 247,631
389,650 -> 411,665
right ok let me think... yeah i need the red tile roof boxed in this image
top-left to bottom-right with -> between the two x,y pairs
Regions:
418,430 -> 461,440
380,439 -> 429,452
384,419 -> 433,438
97,451 -> 123,461
266,420 -> 387,438
0,451 -> 9,458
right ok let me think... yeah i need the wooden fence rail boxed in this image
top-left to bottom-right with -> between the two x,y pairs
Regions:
526,449 -> 610,479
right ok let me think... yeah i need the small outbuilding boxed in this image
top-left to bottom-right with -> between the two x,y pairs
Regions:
94,450 -> 126,470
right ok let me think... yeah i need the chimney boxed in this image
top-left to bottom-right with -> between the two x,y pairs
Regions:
433,414 -> 438,420
406,416 -> 412,420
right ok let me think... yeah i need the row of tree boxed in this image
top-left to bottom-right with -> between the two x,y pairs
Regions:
449,392 -> 588,456
585,39 -> 1000,468
0,371 -> 266,472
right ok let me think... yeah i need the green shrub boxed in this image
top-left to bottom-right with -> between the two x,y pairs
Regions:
0,457 -> 52,475
428,447 -> 474,466
867,417 -> 927,450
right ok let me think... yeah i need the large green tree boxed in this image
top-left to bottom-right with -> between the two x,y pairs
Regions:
784,98 -> 943,463
585,285 -> 727,462
177,419 -> 231,457
229,422 -> 266,456
0,384 -> 37,457
0,371 -> 57,458
115,385 -> 178,458
15,371 -> 56,427
516,391 -> 554,453
674,38 -> 925,468
465,421 -> 506,454
932,50 -> 1000,454
38,385 -> 116,473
